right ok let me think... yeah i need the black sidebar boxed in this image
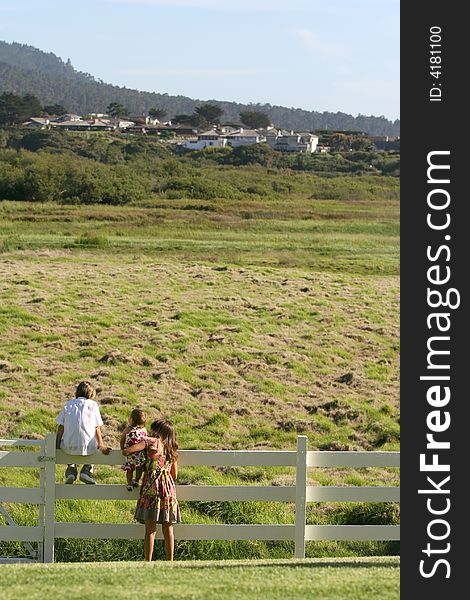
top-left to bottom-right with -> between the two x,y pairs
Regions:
401,3 -> 467,598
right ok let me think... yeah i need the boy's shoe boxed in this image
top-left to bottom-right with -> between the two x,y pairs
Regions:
79,471 -> 97,485
65,465 -> 77,484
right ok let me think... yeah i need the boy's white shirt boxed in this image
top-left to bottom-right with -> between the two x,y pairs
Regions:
56,397 -> 103,455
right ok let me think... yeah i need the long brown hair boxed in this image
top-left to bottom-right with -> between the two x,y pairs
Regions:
151,419 -> 178,463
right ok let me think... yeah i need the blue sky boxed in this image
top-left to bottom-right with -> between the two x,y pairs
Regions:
1,0 -> 399,120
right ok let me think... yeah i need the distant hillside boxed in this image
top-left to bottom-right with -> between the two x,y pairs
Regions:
0,40 -> 400,136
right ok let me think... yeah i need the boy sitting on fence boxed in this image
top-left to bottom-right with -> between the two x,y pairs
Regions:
55,381 -> 110,484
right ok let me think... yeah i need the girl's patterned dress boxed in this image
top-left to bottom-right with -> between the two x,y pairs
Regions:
134,437 -> 181,524
121,427 -> 147,473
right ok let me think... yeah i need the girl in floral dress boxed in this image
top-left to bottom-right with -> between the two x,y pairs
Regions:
122,418 -> 180,561
120,408 -> 147,491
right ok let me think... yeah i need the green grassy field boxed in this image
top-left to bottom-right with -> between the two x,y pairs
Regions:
0,171 -> 399,561
0,557 -> 400,600
0,195 -> 398,274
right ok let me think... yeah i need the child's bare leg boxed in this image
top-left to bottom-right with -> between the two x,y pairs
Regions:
134,466 -> 143,485
144,520 -> 157,561
126,470 -> 133,489
162,523 -> 174,561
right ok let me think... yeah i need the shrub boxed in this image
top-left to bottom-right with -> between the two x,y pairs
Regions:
0,149 -> 150,204
229,144 -> 275,166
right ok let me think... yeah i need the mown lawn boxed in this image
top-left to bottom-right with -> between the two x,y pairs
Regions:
0,557 -> 400,600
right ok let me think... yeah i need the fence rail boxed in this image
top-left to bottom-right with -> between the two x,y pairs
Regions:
0,433 -> 400,563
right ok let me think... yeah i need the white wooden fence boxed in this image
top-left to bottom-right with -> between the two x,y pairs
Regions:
0,433 -> 399,563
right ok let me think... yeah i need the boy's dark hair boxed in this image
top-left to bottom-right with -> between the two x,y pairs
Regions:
76,381 -> 96,400
130,408 -> 146,427
150,419 -> 178,463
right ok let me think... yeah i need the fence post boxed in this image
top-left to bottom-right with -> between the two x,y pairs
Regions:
37,450 -> 45,562
42,432 -> 56,563
294,435 -> 308,559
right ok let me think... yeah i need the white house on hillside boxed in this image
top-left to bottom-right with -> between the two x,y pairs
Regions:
109,118 -> 136,129
266,131 -> 319,153
218,123 -> 243,134
183,130 -> 227,150
22,117 -> 50,129
56,114 -> 82,122
225,128 -> 264,147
